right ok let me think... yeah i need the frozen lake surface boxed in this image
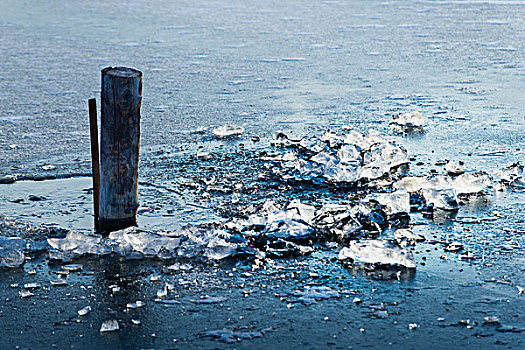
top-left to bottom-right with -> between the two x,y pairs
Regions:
0,0 -> 524,349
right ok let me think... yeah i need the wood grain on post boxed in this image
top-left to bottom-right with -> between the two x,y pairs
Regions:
88,98 -> 101,230
99,67 -> 142,232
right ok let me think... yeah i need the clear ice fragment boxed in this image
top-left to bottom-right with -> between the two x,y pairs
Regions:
497,162 -> 524,189
212,125 -> 245,138
365,191 -> 410,216
19,290 -> 35,298
445,161 -> 465,176
451,171 -> 491,195
338,240 -> 416,268
99,320 -> 119,332
394,229 -> 425,247
390,111 -> 426,133
78,306 -> 92,316
0,236 -> 26,268
420,188 -> 459,211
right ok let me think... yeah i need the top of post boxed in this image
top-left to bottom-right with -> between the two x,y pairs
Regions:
102,66 -> 142,78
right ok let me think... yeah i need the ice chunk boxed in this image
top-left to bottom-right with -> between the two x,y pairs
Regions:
390,111 -> 425,133
497,162 -> 524,189
126,301 -> 145,309
48,231 -> 109,261
444,241 -> 463,252
311,204 -> 361,241
394,229 -> 425,247
265,219 -> 315,241
100,320 -> 119,332
365,191 -> 410,216
212,125 -> 245,138
451,171 -> 491,195
50,280 -> 67,286
483,316 -> 501,325
445,161 -> 465,176
393,176 -> 430,193
48,225 -> 241,262
23,283 -> 41,289
78,306 -> 92,316
286,200 -> 316,223
359,143 -> 409,181
62,264 -> 83,272
270,130 -> 409,186
109,228 -> 182,258
156,284 -> 168,298
0,236 -> 26,268
420,188 -> 459,211
337,144 -> 361,165
19,290 -> 35,298
204,238 -> 237,260
362,142 -> 409,170
41,164 -> 57,171
338,240 -> 416,268
324,163 -> 359,184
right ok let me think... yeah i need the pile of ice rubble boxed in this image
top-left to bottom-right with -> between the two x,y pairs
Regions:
1,129 -> 523,270
268,129 -> 410,186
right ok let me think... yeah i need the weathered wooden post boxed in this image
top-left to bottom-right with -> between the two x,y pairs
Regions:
99,66 -> 142,232
88,98 -> 101,230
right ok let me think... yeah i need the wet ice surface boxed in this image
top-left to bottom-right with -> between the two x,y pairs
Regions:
1,0 -> 525,348
1,128 -> 524,348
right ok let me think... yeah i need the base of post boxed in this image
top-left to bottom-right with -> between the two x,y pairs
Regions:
98,217 -> 137,234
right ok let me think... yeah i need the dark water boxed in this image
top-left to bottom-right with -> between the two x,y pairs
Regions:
0,1 -> 524,349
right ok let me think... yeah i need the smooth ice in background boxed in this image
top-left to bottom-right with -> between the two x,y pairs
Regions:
0,0 -> 523,173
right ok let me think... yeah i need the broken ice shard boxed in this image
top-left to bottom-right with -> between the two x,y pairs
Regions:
497,162 -> 524,189
451,171 -> 491,195
100,320 -> 119,332
265,219 -> 315,241
78,306 -> 92,316
47,231 -> 110,261
212,125 -> 245,138
0,236 -> 26,268
364,191 -> 410,216
445,161 -> 465,176
394,229 -> 425,247
204,238 -> 237,260
420,188 -> 459,211
338,240 -> 416,268
390,111 -> 426,133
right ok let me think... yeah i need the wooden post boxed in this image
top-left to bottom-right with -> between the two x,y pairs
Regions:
88,98 -> 101,230
99,67 -> 142,232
